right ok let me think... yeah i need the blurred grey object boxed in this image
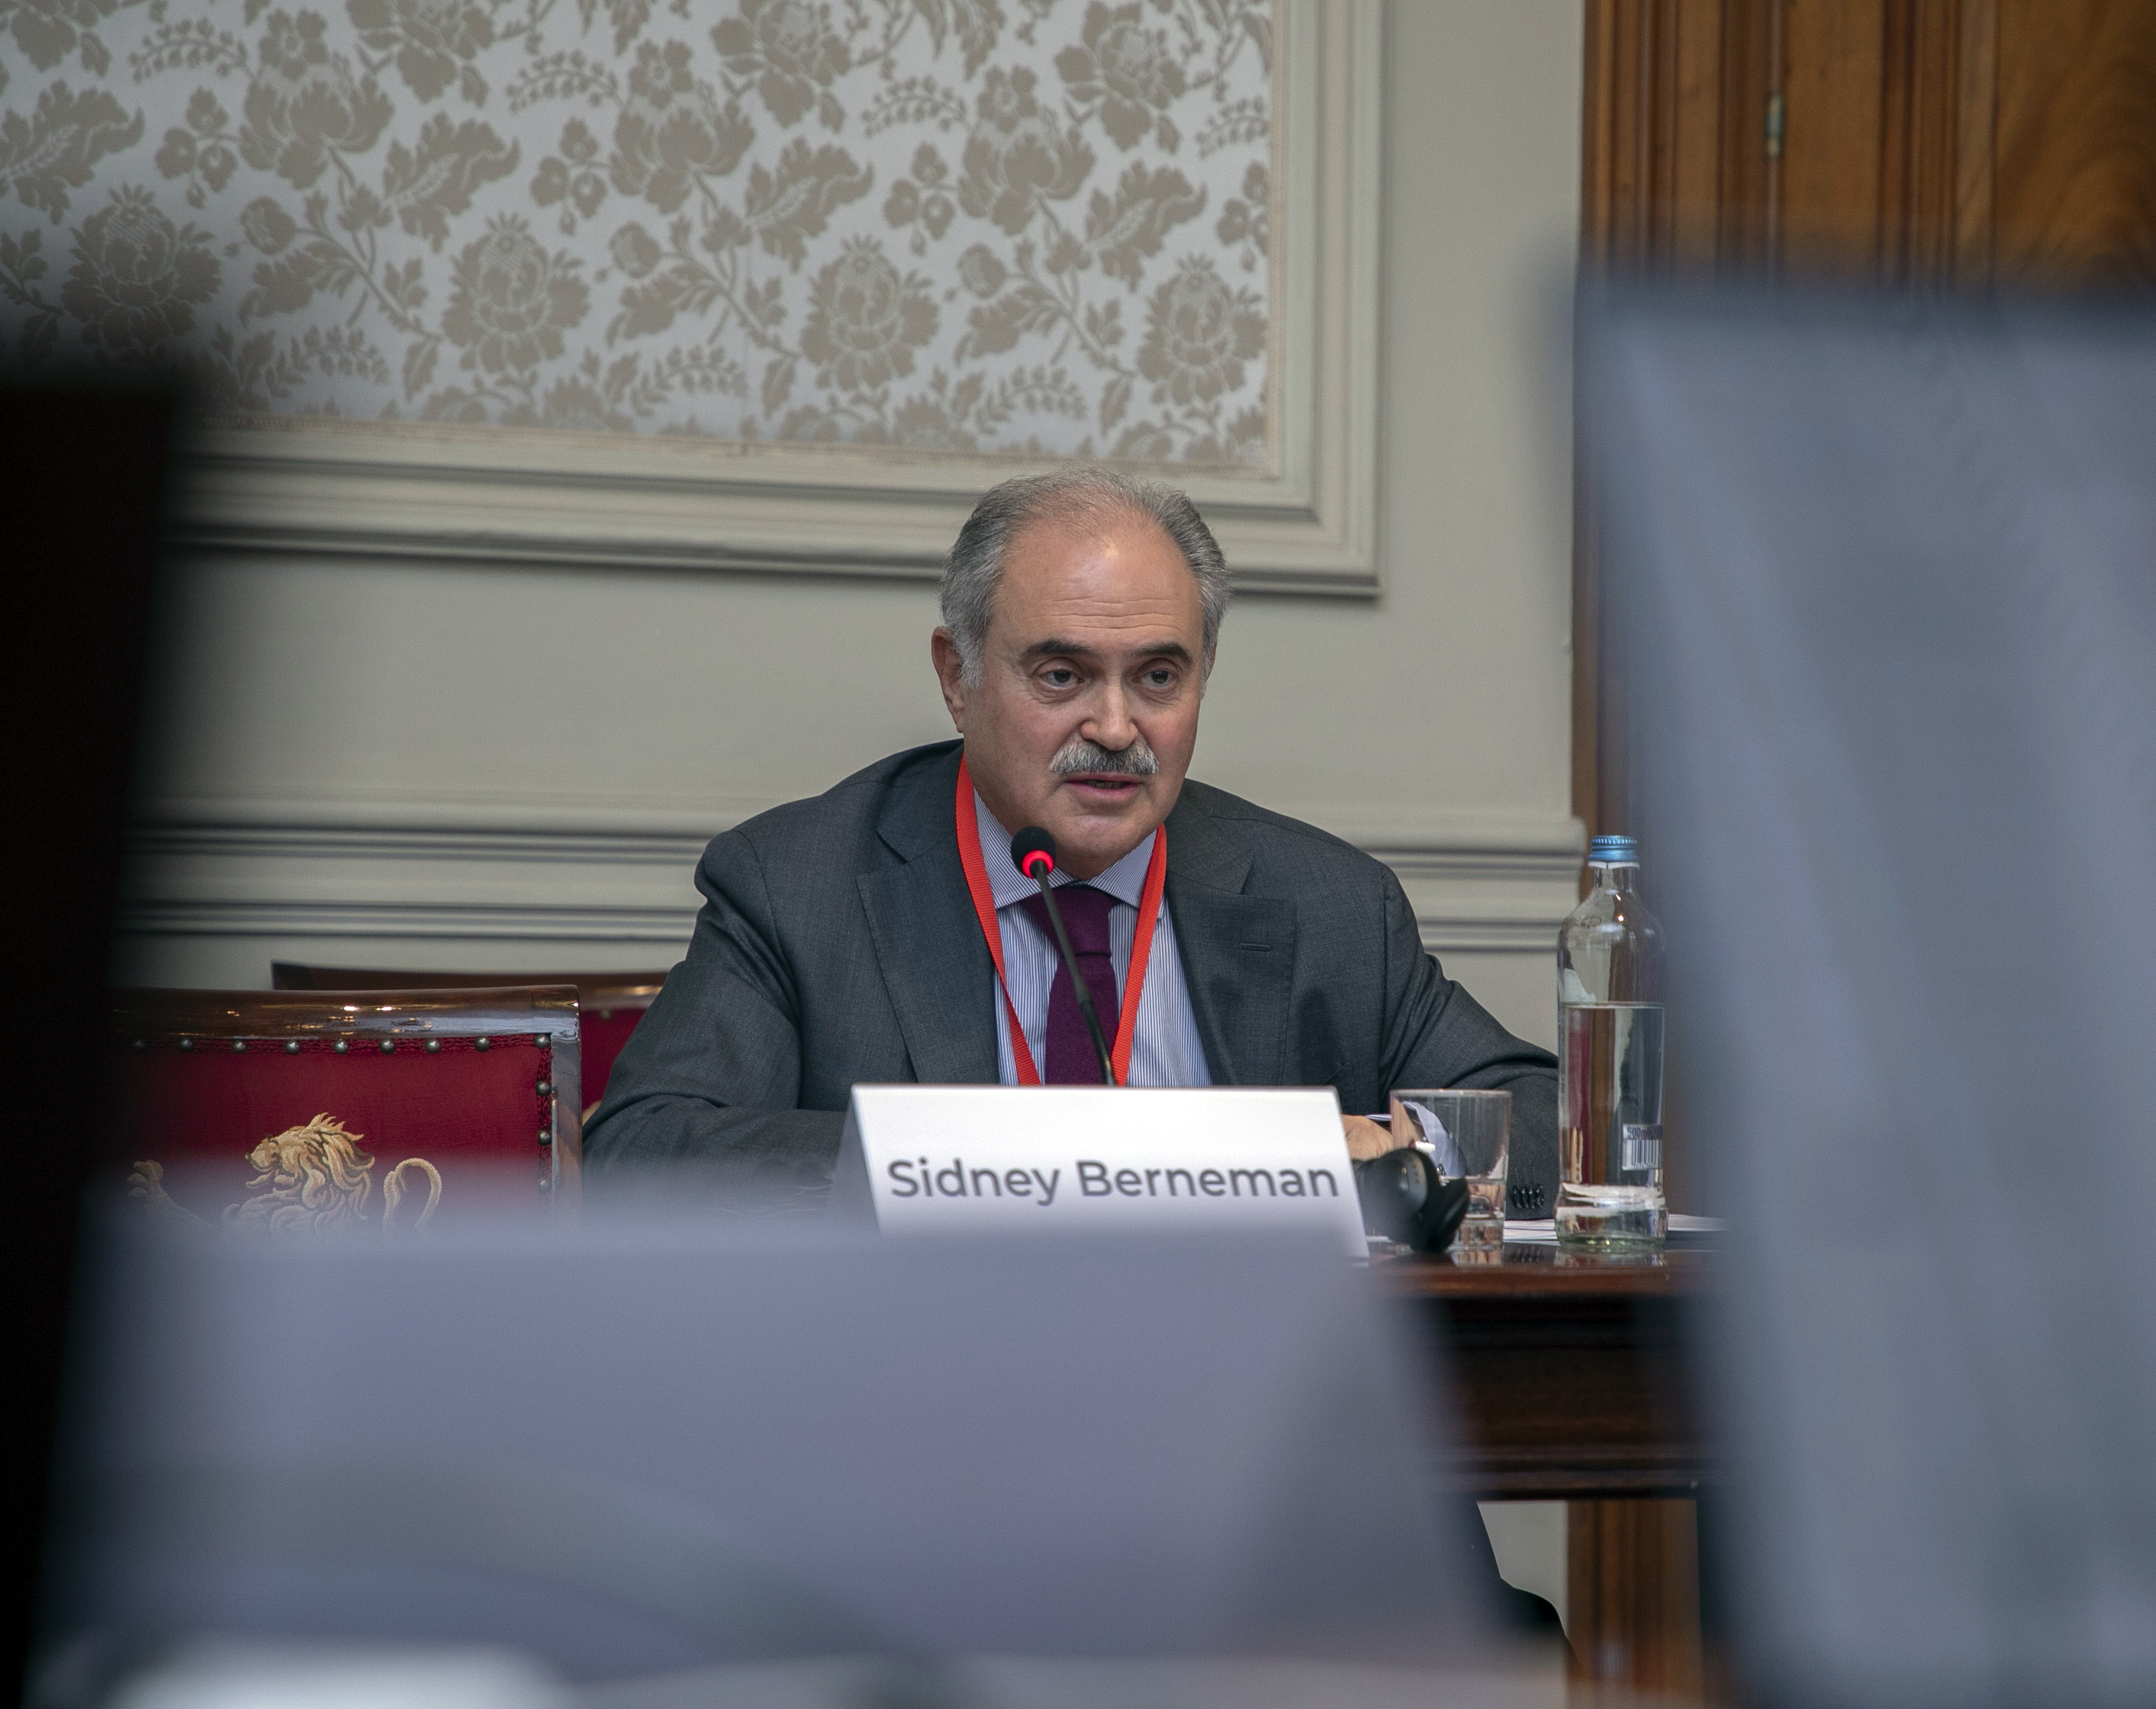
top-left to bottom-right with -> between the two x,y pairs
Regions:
48,1222 -> 1492,1689
585,1654 -> 1568,1709
106,1648 -> 1570,1709
107,1646 -> 568,1709
1585,287 -> 2156,1707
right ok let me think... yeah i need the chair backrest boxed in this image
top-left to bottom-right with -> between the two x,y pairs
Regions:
106,987 -> 583,1234
271,965 -> 662,1109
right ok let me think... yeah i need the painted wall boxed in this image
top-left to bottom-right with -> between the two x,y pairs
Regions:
118,2 -> 1585,1053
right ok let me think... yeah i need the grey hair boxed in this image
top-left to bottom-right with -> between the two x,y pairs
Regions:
938,466 -> 1231,686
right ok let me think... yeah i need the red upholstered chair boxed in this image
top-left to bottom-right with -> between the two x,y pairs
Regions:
107,986 -> 581,1234
272,965 -> 663,1115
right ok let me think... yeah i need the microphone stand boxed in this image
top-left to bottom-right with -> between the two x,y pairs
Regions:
1022,864 -> 1117,1087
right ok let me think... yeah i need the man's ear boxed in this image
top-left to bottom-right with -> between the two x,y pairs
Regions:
930,627 -> 968,731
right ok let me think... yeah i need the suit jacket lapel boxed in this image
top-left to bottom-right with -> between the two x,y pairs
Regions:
858,747 -> 999,1085
1164,795 -> 1296,1086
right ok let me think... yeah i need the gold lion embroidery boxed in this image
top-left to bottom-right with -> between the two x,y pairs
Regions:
129,1114 -> 440,1237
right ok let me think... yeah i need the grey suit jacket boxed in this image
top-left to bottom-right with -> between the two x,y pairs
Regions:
586,742 -> 1559,1215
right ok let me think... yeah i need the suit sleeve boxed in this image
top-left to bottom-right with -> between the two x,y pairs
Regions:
1375,871 -> 1562,1219
581,828 -> 842,1215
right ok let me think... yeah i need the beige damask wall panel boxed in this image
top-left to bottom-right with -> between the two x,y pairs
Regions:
5,0 -> 1382,591
99,2 -> 1585,1054
2,0 -> 1271,459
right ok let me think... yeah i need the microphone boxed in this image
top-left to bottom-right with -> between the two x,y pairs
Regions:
1010,827 -> 1117,1086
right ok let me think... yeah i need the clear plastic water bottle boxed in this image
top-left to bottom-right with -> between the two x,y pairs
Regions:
1557,834 -> 1666,1247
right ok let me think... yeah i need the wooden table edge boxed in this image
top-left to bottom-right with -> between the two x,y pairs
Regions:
1376,1247 -> 1713,1299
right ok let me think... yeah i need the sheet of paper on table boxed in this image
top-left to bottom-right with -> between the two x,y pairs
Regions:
1501,1215 -> 1722,1244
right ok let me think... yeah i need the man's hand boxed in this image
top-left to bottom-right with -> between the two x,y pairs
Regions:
1342,1114 -> 1409,1163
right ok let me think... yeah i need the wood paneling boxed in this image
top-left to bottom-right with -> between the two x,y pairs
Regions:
1781,0 -> 1886,267
1567,1498 -> 1706,1698
1579,0 -> 1779,278
1576,0 -> 2156,849
1993,1 -> 2156,282
1389,1252 -> 1709,1499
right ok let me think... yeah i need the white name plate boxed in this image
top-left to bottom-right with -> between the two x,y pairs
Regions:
830,1085 -> 1363,1255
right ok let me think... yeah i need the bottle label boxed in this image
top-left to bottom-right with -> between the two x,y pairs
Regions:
1621,1124 -> 1662,1171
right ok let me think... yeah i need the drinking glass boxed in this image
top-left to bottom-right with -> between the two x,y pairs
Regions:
1389,1089 -> 1511,1250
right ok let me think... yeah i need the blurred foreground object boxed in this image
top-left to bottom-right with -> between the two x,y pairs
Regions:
47,1225 -> 1497,1695
104,1648 -> 1566,1709
1586,286 -> 2156,1707
2,384 -> 173,1701
106,1645 -> 565,1709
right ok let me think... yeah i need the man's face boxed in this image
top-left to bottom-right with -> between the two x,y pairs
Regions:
933,513 -> 1208,880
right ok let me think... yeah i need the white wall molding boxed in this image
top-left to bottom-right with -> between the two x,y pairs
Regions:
117,795 -> 1582,966
136,787 -> 1582,851
169,0 -> 1383,597
119,899 -> 697,945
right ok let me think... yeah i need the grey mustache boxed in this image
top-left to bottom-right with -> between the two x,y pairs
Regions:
1050,735 -> 1159,777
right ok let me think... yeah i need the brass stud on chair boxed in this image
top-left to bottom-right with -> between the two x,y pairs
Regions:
178,1038 -> 192,1051
333,1039 -> 349,1054
426,1039 -> 441,1052
285,1040 -> 301,1054
231,1039 -> 246,1052
536,1080 -> 552,1096
131,1039 -> 146,1051
475,1037 -> 491,1051
379,1039 -> 394,1054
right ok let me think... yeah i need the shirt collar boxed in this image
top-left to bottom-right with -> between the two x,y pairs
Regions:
975,790 -> 1155,911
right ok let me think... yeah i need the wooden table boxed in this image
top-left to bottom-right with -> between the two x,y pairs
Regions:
1383,1242 -> 1717,1699
1382,1241 -> 1711,1500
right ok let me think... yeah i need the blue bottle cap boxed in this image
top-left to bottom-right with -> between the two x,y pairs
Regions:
1589,834 -> 1640,863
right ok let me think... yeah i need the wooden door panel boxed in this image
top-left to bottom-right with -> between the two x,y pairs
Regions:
1780,0 -> 1890,266
1993,1 -> 2156,282
1578,0 -> 2156,853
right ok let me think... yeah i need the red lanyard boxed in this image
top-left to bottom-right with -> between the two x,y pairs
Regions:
954,755 -> 1168,1087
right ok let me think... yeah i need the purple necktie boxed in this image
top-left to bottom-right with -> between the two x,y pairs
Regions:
1018,885 -> 1121,1083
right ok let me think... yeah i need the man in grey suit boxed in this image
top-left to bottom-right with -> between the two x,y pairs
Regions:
587,467 -> 1559,1215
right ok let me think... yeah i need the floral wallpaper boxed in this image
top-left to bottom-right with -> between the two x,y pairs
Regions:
0,0 -> 1273,463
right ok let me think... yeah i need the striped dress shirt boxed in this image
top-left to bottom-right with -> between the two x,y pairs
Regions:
973,791 -> 1213,1087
